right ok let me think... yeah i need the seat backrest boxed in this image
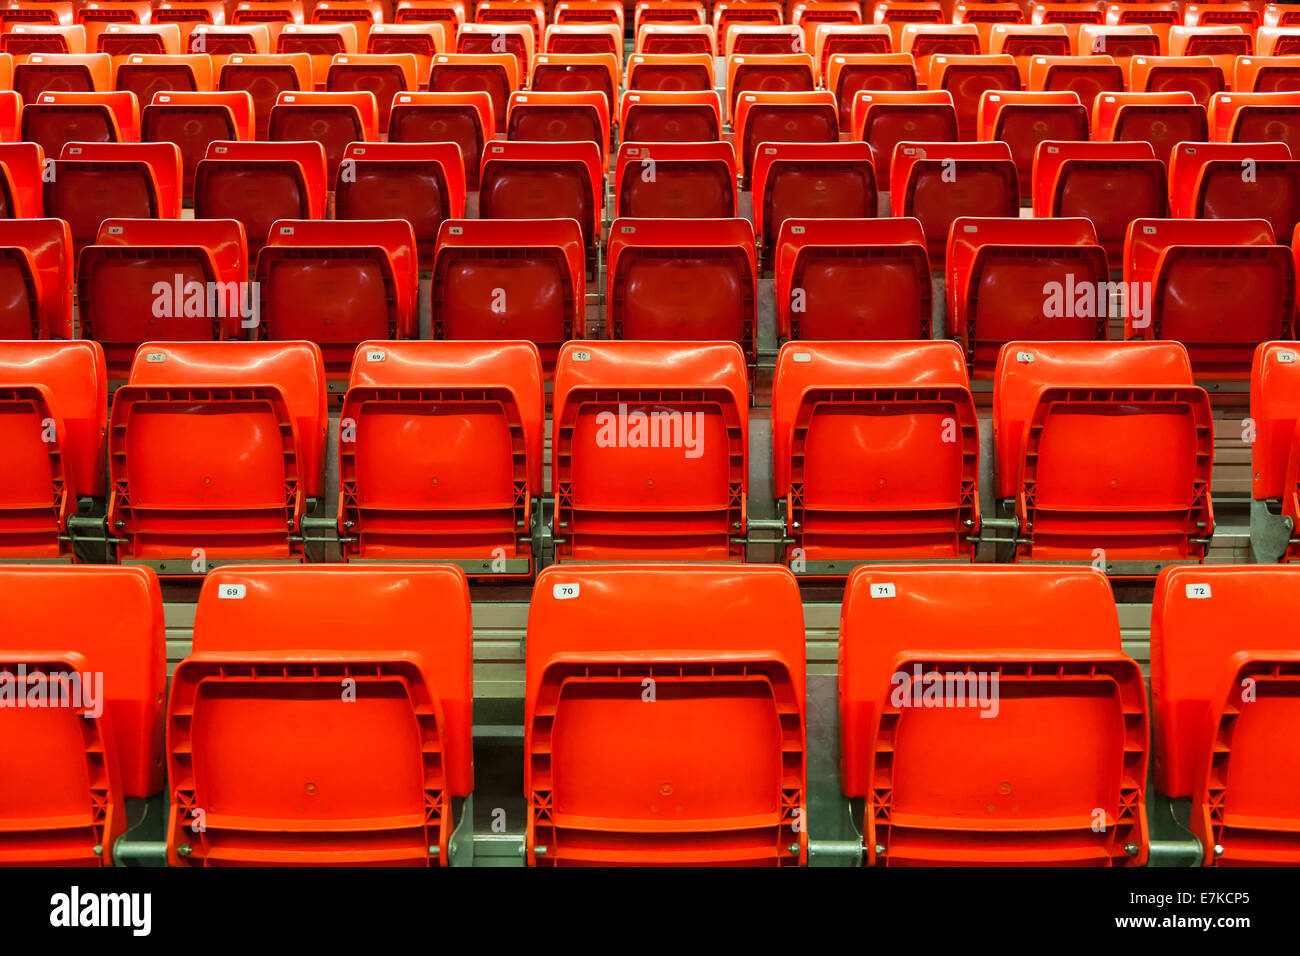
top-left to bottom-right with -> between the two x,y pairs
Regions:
614,140 -> 737,219
478,139 -> 603,256
1251,339 -> 1300,509
619,88 -> 722,142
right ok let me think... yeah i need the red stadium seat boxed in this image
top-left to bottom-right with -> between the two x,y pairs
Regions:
606,218 -> 757,367
775,216 -> 931,341
338,340 -> 544,571
455,22 -> 532,80
95,23 -> 182,57
1077,23 -> 1160,66
725,24 -> 805,57
1,23 -> 84,53
215,51 -> 312,138
326,52 -> 418,132
506,89 -> 610,162
76,217 -> 248,377
626,51 -> 714,90
154,0 -> 228,33
734,89 -> 838,186
1150,564 -> 1300,864
873,1 -> 944,50
13,51 -> 111,99
0,90 -> 16,142
21,89 -> 140,159
268,89 -> 377,176
524,563 -> 806,865
635,23 -> 713,55
752,141 -> 877,269
928,53 -> 1019,140
772,340 -> 978,566
554,0 -> 624,28
474,0 -> 545,45
312,0 -> 383,36
336,140 -> 465,268
1094,90 -> 1208,163
1168,141 -> 1300,242
794,1 -> 863,51
396,0 -> 466,29
188,23 -> 272,55
166,564 -> 472,864
614,140 -> 737,219
278,22 -> 359,80
479,139 -> 603,263
813,23 -> 893,78
840,564 -> 1148,864
366,23 -> 447,85
431,217 -> 584,371
1265,3 -> 1300,29
0,218 -> 72,338
890,141 -> 1019,264
989,23 -> 1070,84
825,53 -> 916,132
1027,55 -> 1124,123
851,89 -> 956,190
1169,25 -> 1251,78
551,340 -> 749,560
1124,218 -> 1295,381
1129,54 -> 1224,105
977,89 -> 1087,194
530,52 -> 619,113
44,140 -> 180,251
1257,25 -> 1300,57
0,2 -> 75,27
715,1 -> 784,55
0,565 -> 164,862
725,52 -> 816,124
0,141 -> 47,218
193,139 -> 328,256
1183,3 -> 1259,31
948,217 -> 1108,378
635,0 -> 706,33
1251,339 -> 1300,562
427,52 -> 518,134
1234,56 -> 1300,94
230,1 -> 304,25
901,24 -> 980,82
995,340 -> 1213,563
544,22 -> 622,55
1209,91 -> 1300,152
388,90 -> 492,189
619,88 -> 722,141
1031,140 -> 1168,262
255,218 -> 418,377
1106,2 -> 1178,44
115,53 -> 214,100
142,90 -> 254,201
108,340 -> 326,563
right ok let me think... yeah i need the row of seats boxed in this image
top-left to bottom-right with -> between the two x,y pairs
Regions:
4,560 -> 1295,866
16,335 -> 1296,569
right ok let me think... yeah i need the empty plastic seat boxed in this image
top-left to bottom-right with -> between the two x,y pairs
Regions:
725,23 -> 804,57
22,89 -> 140,160
775,216 -> 931,340
505,89 -> 610,162
142,90 -> 254,201
752,141 -> 877,269
1124,218 -> 1295,380
255,219 -> 418,376
44,141 -> 180,251
1234,55 -> 1300,94
474,0 -> 544,44
1251,340 -> 1300,561
154,0 -> 228,32
606,218 -> 757,367
990,22 -> 1070,61
554,0 -> 624,28
13,51 -> 111,100
977,89 -> 1087,194
1150,565 -> 1300,864
826,53 -> 916,131
0,140 -> 47,218
771,340 -> 978,567
215,52 -> 312,138
312,0 -> 383,38
115,53 -> 214,101
928,53 -> 1019,140
1209,91 -> 1300,153
96,23 -> 182,56
427,52 -> 518,134
948,217 -> 1108,378
851,89 -> 956,190
0,218 -> 71,339
1031,140 -> 1167,262
336,141 -> 465,268
0,1 -> 74,27
1106,1 -> 1178,39
431,217 -> 583,370
1,23 -> 84,53
338,340 -> 543,570
1129,54 -> 1224,105
524,563 -> 806,865
715,2 -> 784,55
813,23 -> 893,77
901,23 -> 980,80
551,340 -> 749,560
1265,3 -> 1300,29
530,52 -> 619,114
395,0 -> 466,29
626,51 -> 714,91
0,565 -> 164,862
326,52 -> 418,132
78,1 -> 154,27
188,23 -> 272,55
166,564 -> 472,864
1077,23 -> 1160,64
1027,55 -> 1124,123
268,89 -> 377,176
1094,90 -> 1208,163
1169,24 -> 1251,77
734,90 -> 838,186
873,1 -> 944,51
614,140 -> 737,219
544,22 -> 623,55
0,89 -> 16,142
840,564 -> 1148,864
1257,25 -> 1300,57
635,0 -> 706,33
366,23 -> 447,85
229,0 -> 304,25
619,88 -> 722,141
277,22 -> 360,82
1168,141 -> 1300,242
388,91 -> 492,189
455,22 -> 531,80
725,52 -> 816,124
794,1 -> 863,50
995,339 -> 1213,562
479,139 -> 602,263
108,340 -> 326,562
891,141 -> 1018,264
635,22 -> 714,55
193,139 -> 327,256
1183,3 -> 1259,31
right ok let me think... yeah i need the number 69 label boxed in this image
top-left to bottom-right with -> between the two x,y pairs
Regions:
218,584 -> 246,600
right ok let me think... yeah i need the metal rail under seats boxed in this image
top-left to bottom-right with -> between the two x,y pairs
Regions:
455,22 -> 532,82
253,217 -> 418,381
1027,55 -> 1123,123
76,217 -> 248,380
976,89 -> 1087,196
626,51 -> 715,90
724,52 -> 816,126
530,53 -> 620,118
0,217 -> 73,339
993,339 -> 1214,569
523,563 -> 807,865
839,564 -> 1149,865
604,217 -> 757,373
946,216 -> 1108,381
1122,217 -> 1296,383
337,339 -> 544,575
366,23 -> 448,87
13,51 -> 109,102
21,87 -> 141,161
926,53 -> 1020,140
826,54 -> 915,133
618,89 -> 722,142
107,340 -> 327,568
0,341 -> 105,559
774,216 -> 932,342
505,89 -> 610,166
889,140 -> 1019,266
431,217 -> 584,375
550,340 -> 749,561
44,140 -> 180,255
1249,340 -> 1300,562
814,25 -> 894,84
114,53 -> 214,102
478,139 -> 603,267
335,140 -> 465,271
614,140 -> 737,219
1150,564 -> 1300,865
0,565 -> 165,864
752,141 -> 877,272
1092,90 -> 1207,165
1030,140 -> 1167,264
324,52 -> 418,133
1209,90 -> 1300,154
770,340 -> 979,574
215,52 -> 311,139
165,563 -> 473,865
1167,141 -> 1300,249
734,89 -> 838,188
427,53 -> 518,135
850,89 -> 956,190
142,90 -> 255,202
267,88 -> 378,178
1128,54 -> 1224,106
192,138 -> 327,258
388,91 -> 492,190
